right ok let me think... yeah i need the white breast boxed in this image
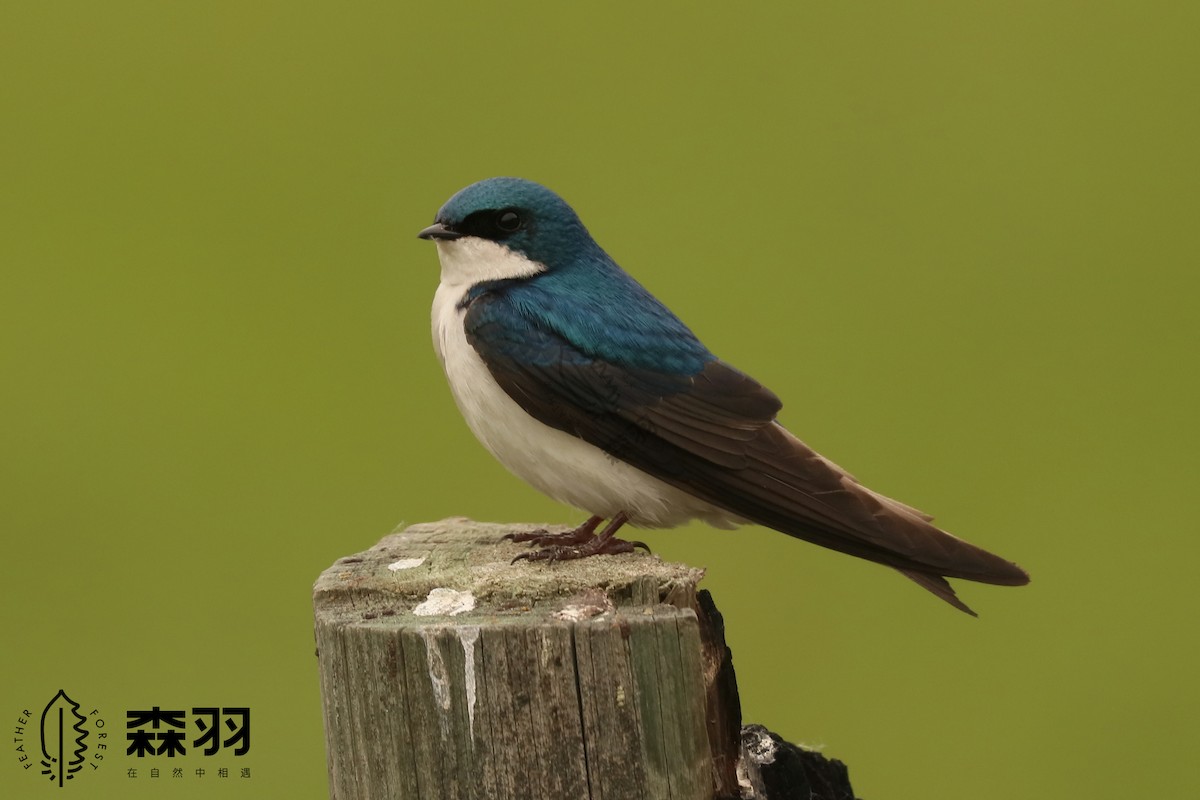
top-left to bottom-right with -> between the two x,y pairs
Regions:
429,238 -> 739,529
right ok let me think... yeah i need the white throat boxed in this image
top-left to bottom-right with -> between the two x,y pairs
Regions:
433,237 -> 545,289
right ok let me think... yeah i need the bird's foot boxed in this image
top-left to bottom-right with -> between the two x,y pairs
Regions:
502,515 -> 603,547
509,512 -> 648,563
512,533 -> 650,563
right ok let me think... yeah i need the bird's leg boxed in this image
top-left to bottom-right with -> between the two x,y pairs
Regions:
502,515 -> 604,547
511,512 -> 650,563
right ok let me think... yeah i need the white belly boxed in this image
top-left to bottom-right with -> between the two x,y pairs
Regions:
431,280 -> 739,529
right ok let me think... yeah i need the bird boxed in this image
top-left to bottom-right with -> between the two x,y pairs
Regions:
417,177 -> 1029,615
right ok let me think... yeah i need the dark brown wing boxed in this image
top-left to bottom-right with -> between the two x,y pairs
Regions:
465,302 -> 1028,612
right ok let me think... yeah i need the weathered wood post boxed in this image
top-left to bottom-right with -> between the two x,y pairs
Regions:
314,518 -> 857,800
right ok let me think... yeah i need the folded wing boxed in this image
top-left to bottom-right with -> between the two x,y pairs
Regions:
465,295 -> 1029,613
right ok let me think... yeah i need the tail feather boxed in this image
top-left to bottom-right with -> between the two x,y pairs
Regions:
897,569 -> 979,617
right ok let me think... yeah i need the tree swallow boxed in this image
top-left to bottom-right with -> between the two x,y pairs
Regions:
418,177 -> 1029,614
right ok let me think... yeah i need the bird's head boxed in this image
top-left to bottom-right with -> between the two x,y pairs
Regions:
418,177 -> 600,286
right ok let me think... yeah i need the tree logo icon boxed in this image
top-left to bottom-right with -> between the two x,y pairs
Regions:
40,690 -> 89,786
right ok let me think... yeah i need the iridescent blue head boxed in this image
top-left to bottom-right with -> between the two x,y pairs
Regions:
417,177 -> 602,269
419,177 -> 714,374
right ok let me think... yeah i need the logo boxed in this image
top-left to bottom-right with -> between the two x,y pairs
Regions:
13,689 -> 108,787
13,693 -> 252,784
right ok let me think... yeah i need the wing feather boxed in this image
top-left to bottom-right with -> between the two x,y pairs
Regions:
464,294 -> 1029,606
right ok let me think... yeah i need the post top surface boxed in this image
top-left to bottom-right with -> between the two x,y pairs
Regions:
313,518 -> 706,625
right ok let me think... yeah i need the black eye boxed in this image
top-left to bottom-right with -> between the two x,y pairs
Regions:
495,210 -> 522,233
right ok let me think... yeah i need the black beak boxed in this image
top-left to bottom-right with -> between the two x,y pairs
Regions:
417,223 -> 463,241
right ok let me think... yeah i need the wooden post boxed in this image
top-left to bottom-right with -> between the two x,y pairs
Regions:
313,518 -> 857,800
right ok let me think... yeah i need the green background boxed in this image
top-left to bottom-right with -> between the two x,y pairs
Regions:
2,2 -> 1196,798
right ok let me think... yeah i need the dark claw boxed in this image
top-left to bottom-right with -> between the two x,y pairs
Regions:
501,528 -> 550,544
